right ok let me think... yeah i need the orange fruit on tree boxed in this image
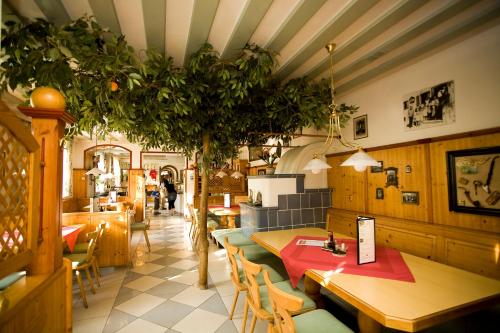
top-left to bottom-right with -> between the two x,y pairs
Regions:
110,81 -> 119,92
30,86 -> 66,109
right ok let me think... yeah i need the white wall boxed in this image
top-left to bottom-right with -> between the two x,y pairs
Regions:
336,24 -> 500,149
72,138 -> 144,169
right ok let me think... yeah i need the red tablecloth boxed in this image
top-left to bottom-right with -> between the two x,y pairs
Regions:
281,236 -> 415,287
62,226 -> 82,252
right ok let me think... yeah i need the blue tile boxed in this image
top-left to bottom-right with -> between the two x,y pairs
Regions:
322,192 -> 332,207
278,210 -> 291,226
282,225 -> 293,230
315,222 -> 327,229
292,224 -> 306,229
256,209 -> 269,228
268,226 -> 282,231
268,210 -> 278,227
278,195 -> 287,210
300,194 -> 310,208
296,178 -> 305,193
301,208 -> 314,224
314,208 -> 323,222
288,194 -> 300,209
323,208 -> 328,222
310,193 -> 322,207
291,210 -> 302,225
305,189 -> 318,193
305,223 -> 316,228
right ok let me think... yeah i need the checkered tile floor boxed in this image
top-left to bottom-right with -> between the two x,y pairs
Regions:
72,211 -> 269,333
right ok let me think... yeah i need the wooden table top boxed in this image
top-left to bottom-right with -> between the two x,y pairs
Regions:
208,205 -> 240,216
251,228 -> 500,332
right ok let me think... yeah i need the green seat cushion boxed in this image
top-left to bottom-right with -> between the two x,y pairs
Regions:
64,253 -> 88,266
293,309 -> 353,333
130,222 -> 147,231
223,232 -> 255,247
71,242 -> 89,254
238,263 -> 285,285
259,281 -> 316,314
212,228 -> 241,240
0,271 -> 26,290
207,220 -> 219,229
237,244 -> 272,261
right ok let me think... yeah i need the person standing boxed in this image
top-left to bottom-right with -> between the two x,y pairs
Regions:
164,176 -> 177,212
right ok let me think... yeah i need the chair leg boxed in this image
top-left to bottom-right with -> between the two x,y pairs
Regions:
229,289 -> 240,320
95,257 -> 102,277
249,315 -> 257,333
75,271 -> 88,308
92,260 -> 101,287
143,230 -> 151,252
84,267 -> 96,294
241,298 -> 249,333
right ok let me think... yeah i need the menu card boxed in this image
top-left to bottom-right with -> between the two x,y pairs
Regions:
356,216 -> 376,265
296,239 -> 325,247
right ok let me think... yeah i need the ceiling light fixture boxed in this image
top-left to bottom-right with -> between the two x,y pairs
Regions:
215,170 -> 228,178
85,128 -> 105,176
230,170 -> 244,179
303,43 -> 378,174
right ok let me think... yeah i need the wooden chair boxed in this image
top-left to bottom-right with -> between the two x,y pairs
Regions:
240,250 -> 316,333
262,270 -> 353,333
71,222 -> 106,286
129,209 -> 151,251
224,237 -> 286,320
64,231 -> 99,308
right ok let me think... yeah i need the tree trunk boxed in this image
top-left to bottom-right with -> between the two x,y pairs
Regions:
197,133 -> 210,289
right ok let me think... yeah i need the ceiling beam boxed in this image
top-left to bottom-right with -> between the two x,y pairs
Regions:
60,0 -> 94,21
142,0 -> 166,55
114,0 -> 147,53
184,0 -> 219,64
88,0 -> 121,35
34,0 -> 70,25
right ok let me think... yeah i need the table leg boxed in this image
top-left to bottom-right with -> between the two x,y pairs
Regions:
220,216 -> 228,229
227,216 -> 236,228
304,275 -> 325,309
357,311 -> 382,333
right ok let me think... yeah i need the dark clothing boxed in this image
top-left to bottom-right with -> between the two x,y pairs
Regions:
165,180 -> 177,210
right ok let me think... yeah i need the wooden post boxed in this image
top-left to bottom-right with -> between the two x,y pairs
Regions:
198,133 -> 210,289
19,106 -> 75,274
128,169 -> 144,222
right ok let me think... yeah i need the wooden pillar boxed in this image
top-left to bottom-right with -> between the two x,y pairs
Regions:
19,106 -> 75,274
128,169 -> 144,222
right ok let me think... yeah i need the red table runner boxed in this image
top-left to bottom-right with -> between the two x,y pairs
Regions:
280,236 -> 415,287
62,226 -> 82,252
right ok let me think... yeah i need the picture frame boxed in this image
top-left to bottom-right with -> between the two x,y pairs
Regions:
446,146 -> 500,216
375,188 -> 384,200
402,191 -> 419,205
257,169 -> 266,175
353,115 -> 368,140
385,167 -> 398,188
248,146 -> 261,162
370,161 -> 383,173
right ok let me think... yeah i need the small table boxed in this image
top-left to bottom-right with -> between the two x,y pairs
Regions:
252,228 -> 500,333
208,205 -> 240,228
62,224 -> 85,252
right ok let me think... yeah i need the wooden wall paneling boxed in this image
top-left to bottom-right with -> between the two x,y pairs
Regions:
327,155 -> 366,212
444,238 -> 500,278
72,168 -> 87,198
366,145 -> 431,222
430,133 -> 500,233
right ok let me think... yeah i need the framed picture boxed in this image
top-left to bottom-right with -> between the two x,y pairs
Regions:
385,167 -> 398,188
370,161 -> 383,173
257,169 -> 266,175
375,188 -> 384,200
248,146 -> 261,162
446,146 -> 500,216
353,115 -> 368,140
402,191 -> 419,205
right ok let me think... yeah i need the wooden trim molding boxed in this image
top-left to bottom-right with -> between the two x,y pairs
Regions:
18,106 -> 76,124
326,127 -> 500,157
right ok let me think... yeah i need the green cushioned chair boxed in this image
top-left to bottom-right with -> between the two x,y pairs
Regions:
213,229 -> 255,247
236,244 -> 273,261
0,271 -> 26,291
224,237 -> 286,320
240,251 -> 316,333
263,271 -> 353,333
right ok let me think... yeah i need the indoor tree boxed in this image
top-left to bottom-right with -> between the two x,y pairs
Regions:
1,18 -> 356,289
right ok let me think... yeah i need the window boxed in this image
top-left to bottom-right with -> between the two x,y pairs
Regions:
62,142 -> 72,198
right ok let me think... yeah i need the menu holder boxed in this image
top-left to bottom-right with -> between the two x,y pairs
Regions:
357,216 -> 376,265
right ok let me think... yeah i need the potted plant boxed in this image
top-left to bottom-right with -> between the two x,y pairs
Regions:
259,142 -> 282,174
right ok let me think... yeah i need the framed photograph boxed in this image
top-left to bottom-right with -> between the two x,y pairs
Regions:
375,188 -> 384,200
353,115 -> 368,140
402,191 -> 419,205
370,161 -> 383,173
385,167 -> 398,188
403,80 -> 455,131
257,169 -> 266,175
248,146 -> 262,162
446,146 -> 500,216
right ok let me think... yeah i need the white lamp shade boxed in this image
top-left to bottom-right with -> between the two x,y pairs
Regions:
231,170 -> 244,179
340,149 -> 379,172
215,170 -> 228,178
85,167 -> 104,176
303,157 -> 331,173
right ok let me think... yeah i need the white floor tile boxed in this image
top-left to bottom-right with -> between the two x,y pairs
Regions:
170,286 -> 215,307
166,269 -> 200,285
115,318 -> 167,333
169,250 -> 195,259
124,275 -> 165,292
73,297 -> 115,321
172,308 -> 226,333
131,262 -> 165,275
115,293 -> 166,317
167,243 -> 189,250
168,259 -> 198,270
73,316 -> 108,333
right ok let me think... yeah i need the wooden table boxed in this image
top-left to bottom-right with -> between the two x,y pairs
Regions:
208,205 -> 240,228
62,224 -> 86,252
251,228 -> 500,333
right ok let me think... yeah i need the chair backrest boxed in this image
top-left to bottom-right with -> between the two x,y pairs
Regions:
240,249 -> 264,312
263,270 -> 304,333
224,237 -> 244,288
95,222 -> 106,248
85,231 -> 99,262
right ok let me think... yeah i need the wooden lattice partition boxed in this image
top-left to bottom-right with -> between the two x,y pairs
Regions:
207,171 -> 246,193
0,104 -> 40,280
